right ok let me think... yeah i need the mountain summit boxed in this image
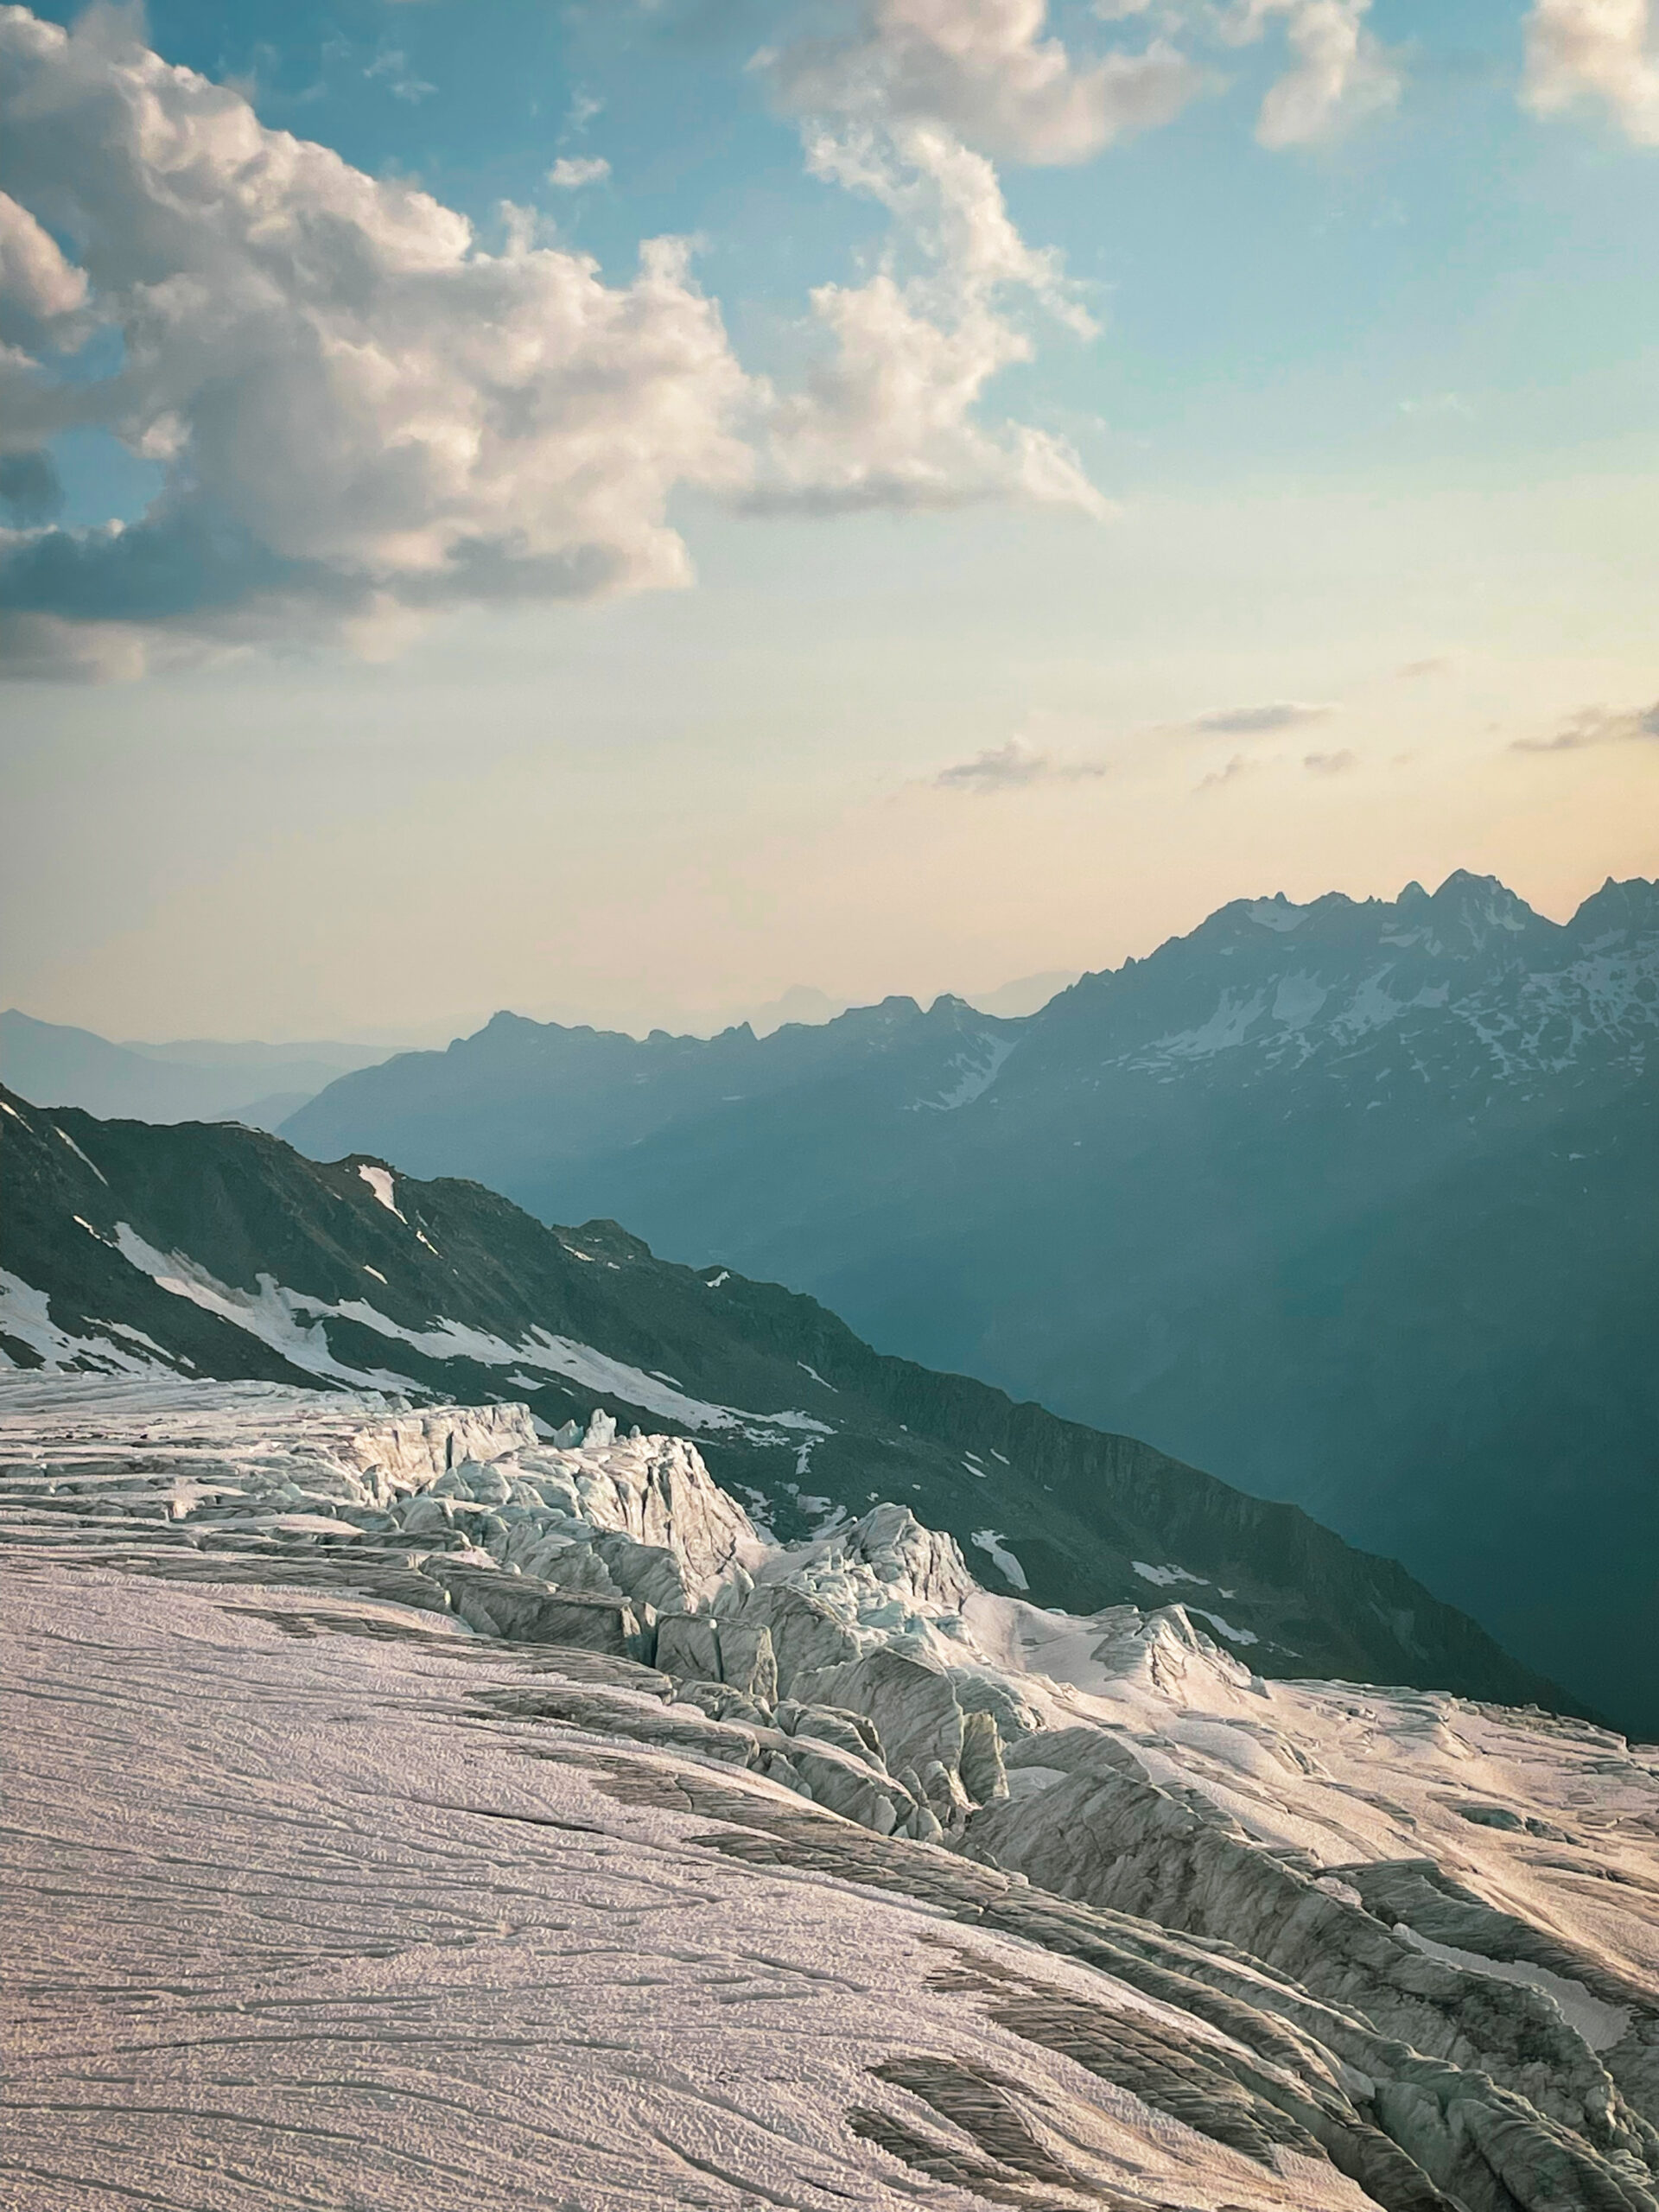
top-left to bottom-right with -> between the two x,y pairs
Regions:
281,874 -> 1659,1733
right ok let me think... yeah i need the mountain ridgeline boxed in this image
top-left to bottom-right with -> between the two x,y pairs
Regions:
283,872 -> 1659,1735
0,1081 -> 1581,1716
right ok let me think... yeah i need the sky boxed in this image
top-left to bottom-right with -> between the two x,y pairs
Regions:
2,0 -> 1656,1044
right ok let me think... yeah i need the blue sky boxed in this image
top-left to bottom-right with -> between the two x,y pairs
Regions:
2,0 -> 1656,1040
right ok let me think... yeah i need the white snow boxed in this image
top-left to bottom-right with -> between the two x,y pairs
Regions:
970,1528 -> 1030,1590
0,1562 -> 1385,2212
911,1036 -> 1016,1113
1272,972 -> 1328,1028
111,1224 -> 423,1392
1192,1606 -> 1259,1647
358,1163 -> 406,1218
54,1126 -> 109,1183
97,1224 -> 836,1442
1394,1926 -> 1632,2051
3,1368 -> 1657,2212
798,1362 -> 836,1391
1249,899 -> 1312,932
1146,989 -> 1268,1060
0,1270 -> 167,1376
363,1264 -> 388,1283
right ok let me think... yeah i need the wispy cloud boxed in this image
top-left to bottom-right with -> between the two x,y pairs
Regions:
365,49 -> 435,103
1303,747 -> 1357,773
1395,656 -> 1451,679
935,739 -> 1107,791
547,156 -> 611,189
1197,752 -> 1254,790
564,88 -> 604,137
764,0 -> 1204,166
1224,0 -> 1404,149
1511,701 -> 1659,753
1187,699 -> 1337,735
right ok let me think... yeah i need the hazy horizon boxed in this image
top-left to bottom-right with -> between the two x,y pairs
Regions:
5,865 -> 1643,1051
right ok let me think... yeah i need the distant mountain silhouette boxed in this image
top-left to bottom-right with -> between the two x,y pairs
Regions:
283,874 -> 1659,1734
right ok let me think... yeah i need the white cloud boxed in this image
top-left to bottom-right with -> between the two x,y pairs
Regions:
547,156 -> 612,189
1523,0 -> 1659,143
935,736 -> 1108,789
0,8 -> 754,674
764,0 -> 1203,164
0,8 -> 1121,679
752,121 -> 1109,517
1224,0 -> 1402,147
0,188 -> 88,327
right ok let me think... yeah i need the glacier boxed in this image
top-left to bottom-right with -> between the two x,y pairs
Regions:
3,1372 -> 1657,2212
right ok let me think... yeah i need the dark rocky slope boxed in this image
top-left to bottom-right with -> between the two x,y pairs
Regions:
0,1082 -> 1579,1713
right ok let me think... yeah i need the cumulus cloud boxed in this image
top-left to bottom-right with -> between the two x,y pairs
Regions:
1511,700 -> 1659,751
1224,0 -> 1403,147
0,9 -> 758,677
752,121 -> 1108,515
763,0 -> 1204,165
935,736 -> 1108,789
547,156 -> 612,188
1523,0 -> 1659,143
0,8 -> 1121,679
1188,698 -> 1337,734
0,188 -> 90,329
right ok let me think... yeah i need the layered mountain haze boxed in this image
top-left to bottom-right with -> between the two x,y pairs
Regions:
1,1011 -> 393,1130
0,1083 -> 1562,1709
283,872 -> 1659,1734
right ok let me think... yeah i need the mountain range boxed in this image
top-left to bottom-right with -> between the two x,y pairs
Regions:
0,1077 -> 1577,1713
281,871 -> 1659,1737
0,1009 -> 393,1129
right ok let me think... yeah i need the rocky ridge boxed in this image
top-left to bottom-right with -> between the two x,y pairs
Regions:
0,1079 -> 1569,1710
278,872 -> 1659,1734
